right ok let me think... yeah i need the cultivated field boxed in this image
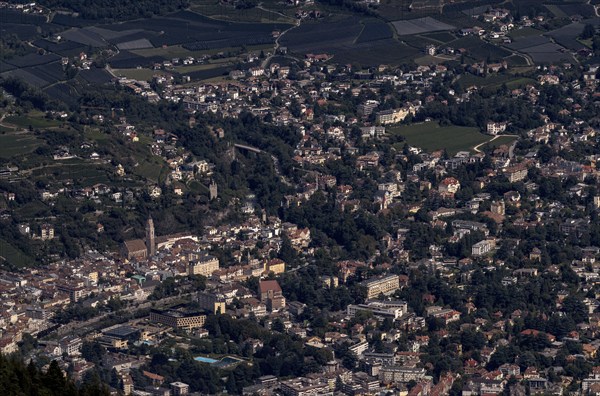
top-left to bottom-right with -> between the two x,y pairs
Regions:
547,20 -> 600,51
0,134 -> 42,159
0,239 -> 33,269
392,17 -> 455,36
457,74 -> 536,90
356,20 -> 393,44
4,113 -> 62,129
390,121 -> 487,154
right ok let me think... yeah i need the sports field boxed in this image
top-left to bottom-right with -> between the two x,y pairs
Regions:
391,121 -> 488,154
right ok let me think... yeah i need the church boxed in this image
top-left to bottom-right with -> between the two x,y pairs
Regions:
122,216 -> 197,260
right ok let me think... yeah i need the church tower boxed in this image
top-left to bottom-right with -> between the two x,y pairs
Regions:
146,216 -> 156,257
209,180 -> 218,201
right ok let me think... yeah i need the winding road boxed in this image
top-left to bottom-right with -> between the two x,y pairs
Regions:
260,9 -> 301,70
473,134 -> 519,158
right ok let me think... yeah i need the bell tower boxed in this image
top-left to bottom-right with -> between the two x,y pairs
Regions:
146,216 -> 156,257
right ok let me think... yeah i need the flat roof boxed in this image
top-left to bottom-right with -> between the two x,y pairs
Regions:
103,325 -> 139,339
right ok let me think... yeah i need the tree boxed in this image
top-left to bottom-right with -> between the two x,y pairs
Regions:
581,24 -> 596,40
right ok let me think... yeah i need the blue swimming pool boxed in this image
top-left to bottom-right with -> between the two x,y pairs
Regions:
194,356 -> 219,364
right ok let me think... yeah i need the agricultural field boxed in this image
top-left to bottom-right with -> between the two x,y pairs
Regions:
504,54 -> 530,66
281,16 -> 422,66
546,20 -> 600,51
509,27 -> 544,39
401,34 -> 441,48
4,113 -> 62,129
191,2 -> 294,23
356,20 -> 393,44
0,239 -> 34,269
332,40 -> 421,66
522,42 -> 575,63
280,17 -> 363,54
111,68 -> 159,81
544,4 -> 568,18
30,160 -> 112,186
390,121 -> 487,154
450,36 -> 512,62
421,31 -> 456,43
0,52 -> 71,90
555,3 -> 596,17
0,134 -> 42,159
457,74 -> 536,90
391,17 -> 455,36
461,5 -> 494,17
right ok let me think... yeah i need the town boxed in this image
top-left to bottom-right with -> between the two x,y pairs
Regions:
1,0 -> 600,396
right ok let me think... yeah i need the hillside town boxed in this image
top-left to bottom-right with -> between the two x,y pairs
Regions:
2,1 -> 600,396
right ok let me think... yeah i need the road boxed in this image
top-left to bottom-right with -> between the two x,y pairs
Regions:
473,134 -> 519,159
260,9 -> 301,70
54,292 -> 198,337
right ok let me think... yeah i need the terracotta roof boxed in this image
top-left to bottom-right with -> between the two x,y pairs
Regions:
259,280 -> 281,293
124,239 -> 146,253
143,370 -> 164,382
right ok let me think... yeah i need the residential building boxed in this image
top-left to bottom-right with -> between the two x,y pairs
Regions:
471,239 -> 496,256
361,274 -> 401,299
188,254 -> 220,277
380,366 -> 427,384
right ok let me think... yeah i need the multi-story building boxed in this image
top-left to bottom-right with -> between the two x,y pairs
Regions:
490,200 -> 505,215
150,307 -> 207,330
57,284 -> 87,302
40,224 -> 54,240
361,275 -> 401,299
264,258 -> 285,275
58,335 -> 82,356
280,378 -> 333,396
380,366 -> 427,384
170,382 -> 190,395
375,108 -> 410,125
503,164 -> 528,183
486,121 -> 507,135
197,291 -> 226,314
347,300 -> 407,321
188,254 -> 220,277
452,220 -> 489,235
357,100 -> 380,117
471,239 -> 496,256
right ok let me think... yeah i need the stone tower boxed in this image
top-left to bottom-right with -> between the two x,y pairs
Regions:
146,216 -> 156,257
209,180 -> 218,201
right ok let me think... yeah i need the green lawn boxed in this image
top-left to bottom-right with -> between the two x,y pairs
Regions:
0,134 -> 42,158
486,135 -> 518,148
390,121 -> 487,154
